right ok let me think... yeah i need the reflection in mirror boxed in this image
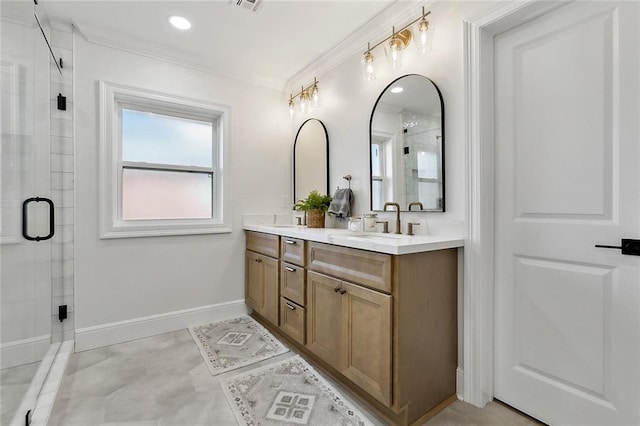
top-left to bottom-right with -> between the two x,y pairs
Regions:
294,118 -> 329,202
370,74 -> 444,212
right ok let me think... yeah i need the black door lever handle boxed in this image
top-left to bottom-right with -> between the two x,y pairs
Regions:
595,239 -> 640,256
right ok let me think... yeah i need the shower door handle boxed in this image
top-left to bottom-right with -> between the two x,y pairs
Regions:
22,197 -> 55,241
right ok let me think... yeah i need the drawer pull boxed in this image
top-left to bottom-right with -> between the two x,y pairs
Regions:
255,259 -> 262,263
285,266 -> 296,272
286,303 -> 296,311
340,289 -> 347,295
284,240 -> 297,245
334,287 -> 341,293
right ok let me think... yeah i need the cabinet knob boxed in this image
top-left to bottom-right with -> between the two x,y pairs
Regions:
334,287 -> 341,293
340,289 -> 347,295
255,259 -> 262,263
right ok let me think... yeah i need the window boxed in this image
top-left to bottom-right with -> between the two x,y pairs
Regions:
99,82 -> 231,238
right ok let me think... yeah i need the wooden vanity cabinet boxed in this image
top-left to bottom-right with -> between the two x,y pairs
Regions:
307,270 -> 392,406
245,232 -> 458,426
245,232 -> 280,325
306,241 -> 457,425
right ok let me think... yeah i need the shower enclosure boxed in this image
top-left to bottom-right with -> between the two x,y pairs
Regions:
1,6 -> 61,425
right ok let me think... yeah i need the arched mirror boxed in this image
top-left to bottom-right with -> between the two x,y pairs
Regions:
294,118 -> 329,202
369,74 -> 444,212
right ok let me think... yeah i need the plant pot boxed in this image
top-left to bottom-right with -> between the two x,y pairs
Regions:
307,209 -> 325,228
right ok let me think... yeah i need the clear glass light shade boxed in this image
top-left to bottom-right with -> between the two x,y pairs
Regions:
385,37 -> 404,70
361,51 -> 376,81
289,100 -> 295,119
298,93 -> 308,115
417,20 -> 433,54
310,85 -> 320,108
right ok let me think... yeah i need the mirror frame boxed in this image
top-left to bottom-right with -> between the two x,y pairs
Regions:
368,74 -> 446,212
293,118 -> 330,202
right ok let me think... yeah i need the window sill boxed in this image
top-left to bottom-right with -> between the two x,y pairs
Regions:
100,224 -> 232,239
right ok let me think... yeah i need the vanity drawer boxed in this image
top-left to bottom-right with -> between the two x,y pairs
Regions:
280,298 -> 305,345
246,231 -> 279,258
280,262 -> 305,306
281,237 -> 305,266
307,242 -> 392,293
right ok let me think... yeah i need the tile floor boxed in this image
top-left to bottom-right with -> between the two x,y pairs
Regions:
49,327 -> 541,426
1,362 -> 40,426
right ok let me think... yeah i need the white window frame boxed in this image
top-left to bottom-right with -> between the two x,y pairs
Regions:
99,81 -> 231,238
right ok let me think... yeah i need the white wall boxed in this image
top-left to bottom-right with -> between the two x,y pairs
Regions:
74,34 -> 290,349
291,1 -> 497,235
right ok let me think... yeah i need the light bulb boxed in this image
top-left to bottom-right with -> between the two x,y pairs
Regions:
361,48 -> 375,81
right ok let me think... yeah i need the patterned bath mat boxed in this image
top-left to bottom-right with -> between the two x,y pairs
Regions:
220,355 -> 376,426
189,316 -> 289,376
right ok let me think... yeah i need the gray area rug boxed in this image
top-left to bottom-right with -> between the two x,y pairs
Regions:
220,355 -> 375,426
189,316 -> 289,376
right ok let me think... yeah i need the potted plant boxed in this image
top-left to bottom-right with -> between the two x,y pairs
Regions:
294,190 -> 332,228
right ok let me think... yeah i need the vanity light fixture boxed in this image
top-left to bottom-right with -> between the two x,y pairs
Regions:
361,7 -> 432,81
169,16 -> 191,30
287,77 -> 320,119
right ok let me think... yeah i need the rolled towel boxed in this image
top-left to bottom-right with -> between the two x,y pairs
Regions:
328,188 -> 354,218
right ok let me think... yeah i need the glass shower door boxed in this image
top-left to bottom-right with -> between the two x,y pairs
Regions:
1,13 -> 54,426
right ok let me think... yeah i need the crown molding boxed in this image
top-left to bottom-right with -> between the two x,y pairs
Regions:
73,20 -> 286,92
285,0 -> 436,93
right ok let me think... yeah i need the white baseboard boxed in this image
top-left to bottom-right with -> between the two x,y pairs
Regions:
75,300 -> 248,352
0,335 -> 51,369
457,367 -> 465,401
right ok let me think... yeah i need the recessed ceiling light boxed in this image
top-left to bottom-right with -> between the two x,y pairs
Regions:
391,87 -> 404,94
169,16 -> 191,30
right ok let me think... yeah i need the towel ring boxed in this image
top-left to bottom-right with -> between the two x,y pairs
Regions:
339,175 -> 352,190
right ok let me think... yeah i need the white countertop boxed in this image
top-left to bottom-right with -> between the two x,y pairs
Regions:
243,224 -> 464,255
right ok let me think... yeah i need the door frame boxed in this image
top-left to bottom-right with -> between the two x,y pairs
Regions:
462,0 -> 573,407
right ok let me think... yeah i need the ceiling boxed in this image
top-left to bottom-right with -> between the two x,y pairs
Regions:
2,0 -> 398,89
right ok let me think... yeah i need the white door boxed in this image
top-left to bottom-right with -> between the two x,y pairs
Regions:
494,2 -> 640,425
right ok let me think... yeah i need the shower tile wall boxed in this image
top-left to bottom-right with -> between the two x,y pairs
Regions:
401,111 -> 441,210
49,23 -> 74,343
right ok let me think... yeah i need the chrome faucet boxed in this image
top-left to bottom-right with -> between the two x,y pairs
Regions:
383,202 -> 402,234
407,201 -> 424,211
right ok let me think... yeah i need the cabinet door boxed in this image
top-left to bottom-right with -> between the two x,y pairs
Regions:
340,281 -> 392,407
306,271 -> 342,369
261,255 -> 280,325
245,250 -> 264,312
245,251 -> 279,325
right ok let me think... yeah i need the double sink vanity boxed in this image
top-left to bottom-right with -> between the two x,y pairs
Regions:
244,73 -> 461,425
243,225 -> 463,425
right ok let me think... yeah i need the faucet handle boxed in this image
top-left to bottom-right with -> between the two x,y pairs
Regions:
407,222 -> 420,236
376,221 -> 389,234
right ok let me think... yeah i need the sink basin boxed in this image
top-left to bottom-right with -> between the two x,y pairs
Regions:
348,233 -> 406,240
268,224 -> 301,228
